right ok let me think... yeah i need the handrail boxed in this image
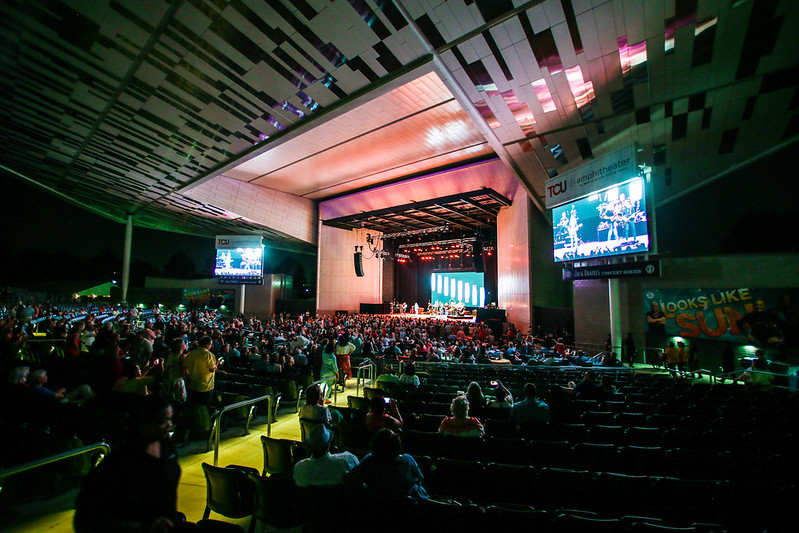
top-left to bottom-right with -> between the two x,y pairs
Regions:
712,368 -> 797,391
312,376 -> 338,404
212,394 -> 272,466
356,360 -> 376,396
0,442 -> 110,484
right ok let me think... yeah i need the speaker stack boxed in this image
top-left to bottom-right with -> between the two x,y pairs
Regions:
354,251 -> 364,277
472,241 -> 484,272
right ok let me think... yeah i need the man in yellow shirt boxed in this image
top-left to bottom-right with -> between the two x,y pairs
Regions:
183,336 -> 218,406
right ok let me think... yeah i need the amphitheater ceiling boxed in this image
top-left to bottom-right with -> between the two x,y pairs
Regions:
2,0 -> 797,252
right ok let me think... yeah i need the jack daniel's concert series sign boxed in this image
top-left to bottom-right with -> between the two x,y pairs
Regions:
562,260 -> 660,281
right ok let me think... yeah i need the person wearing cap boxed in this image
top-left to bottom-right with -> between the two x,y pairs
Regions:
293,424 -> 359,487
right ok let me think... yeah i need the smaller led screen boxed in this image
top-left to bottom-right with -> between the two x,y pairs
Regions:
214,247 -> 263,278
552,177 -> 649,262
430,271 -> 486,307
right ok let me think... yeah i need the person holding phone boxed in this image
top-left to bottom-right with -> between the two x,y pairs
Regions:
365,395 -> 402,432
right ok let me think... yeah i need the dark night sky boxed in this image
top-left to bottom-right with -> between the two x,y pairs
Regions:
2,178 -> 311,286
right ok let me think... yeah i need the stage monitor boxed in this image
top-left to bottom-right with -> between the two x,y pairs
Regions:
552,177 -> 649,263
213,247 -> 263,278
430,271 -> 486,307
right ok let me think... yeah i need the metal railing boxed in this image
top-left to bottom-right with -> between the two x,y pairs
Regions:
710,369 -> 797,391
0,442 -> 110,487
312,377 -> 339,405
356,360 -> 376,396
212,395 -> 272,466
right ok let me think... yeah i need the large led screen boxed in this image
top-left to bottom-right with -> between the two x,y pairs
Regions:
430,271 -> 486,307
213,247 -> 263,277
552,177 -> 649,262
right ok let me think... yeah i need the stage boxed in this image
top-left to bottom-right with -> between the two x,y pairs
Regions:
385,311 -> 476,322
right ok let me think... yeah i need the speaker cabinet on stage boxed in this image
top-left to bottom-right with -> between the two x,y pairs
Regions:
354,251 -> 364,277
360,302 -> 391,314
473,241 -> 484,272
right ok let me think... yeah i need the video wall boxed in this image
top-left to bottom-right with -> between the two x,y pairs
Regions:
213,247 -> 263,278
552,177 -> 649,262
430,271 -> 486,307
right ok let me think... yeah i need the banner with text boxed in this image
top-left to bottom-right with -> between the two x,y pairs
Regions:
563,260 -> 660,280
642,287 -> 799,347
545,145 -> 639,208
215,235 -> 263,249
182,288 -> 236,308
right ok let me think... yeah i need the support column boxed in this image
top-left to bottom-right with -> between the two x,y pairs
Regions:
121,215 -> 132,305
608,278 -> 622,355
238,284 -> 246,316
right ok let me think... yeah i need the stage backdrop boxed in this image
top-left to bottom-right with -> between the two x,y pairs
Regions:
394,253 -> 497,311
643,287 -> 799,348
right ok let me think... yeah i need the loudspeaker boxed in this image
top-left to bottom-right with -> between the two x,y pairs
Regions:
473,241 -> 484,272
354,251 -> 364,277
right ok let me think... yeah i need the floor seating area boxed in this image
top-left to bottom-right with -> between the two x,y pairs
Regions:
2,363 -> 796,532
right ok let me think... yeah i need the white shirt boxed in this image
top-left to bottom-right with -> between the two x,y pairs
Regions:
293,451 -> 359,487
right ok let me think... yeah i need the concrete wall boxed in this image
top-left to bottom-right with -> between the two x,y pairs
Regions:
143,275 -> 291,318
496,183 -> 532,332
317,226 -> 383,314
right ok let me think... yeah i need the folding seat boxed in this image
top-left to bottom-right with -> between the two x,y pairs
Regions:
617,445 -> 665,476
572,442 -> 619,473
615,411 -> 648,427
599,400 -> 626,413
536,468 -> 594,511
402,429 -> 442,458
428,457 -> 486,503
662,448 -> 717,480
483,418 -> 518,438
482,504 -> 550,531
427,401 -> 453,415
260,436 -> 298,475
594,471 -> 653,517
527,439 -> 573,469
416,413 -> 444,432
624,426 -> 663,447
484,463 -> 538,505
416,498 -> 485,533
442,434 -> 485,462
549,422 -> 587,443
661,427 -> 702,450
645,413 -> 680,430
580,410 -> 615,426
484,436 -> 528,465
585,424 -> 624,445
573,399 -> 600,414
200,462 -> 257,522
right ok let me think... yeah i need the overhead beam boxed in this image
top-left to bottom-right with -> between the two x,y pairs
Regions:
433,203 -> 485,225
463,198 -> 500,217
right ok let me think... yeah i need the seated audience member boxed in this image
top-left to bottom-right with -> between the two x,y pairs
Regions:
563,370 -> 603,400
75,396 -> 241,532
600,375 -> 617,397
465,381 -> 487,411
114,359 -> 160,396
509,383 -> 551,428
374,365 -> 401,391
736,356 -> 775,390
294,424 -> 358,487
438,396 -> 484,437
399,362 -> 420,389
487,381 -> 513,409
601,351 -> 622,366
299,384 -> 340,426
28,369 -> 94,403
365,395 -> 403,432
345,429 -> 428,499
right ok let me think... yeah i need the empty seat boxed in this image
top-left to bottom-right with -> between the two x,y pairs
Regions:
624,426 -> 662,447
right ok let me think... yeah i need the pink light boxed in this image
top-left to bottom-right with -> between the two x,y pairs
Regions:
531,79 -> 557,113
564,65 -> 595,108
500,89 -> 536,137
618,36 -> 648,75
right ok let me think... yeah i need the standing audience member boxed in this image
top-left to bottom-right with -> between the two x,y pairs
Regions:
161,338 -> 188,407
183,336 -> 220,407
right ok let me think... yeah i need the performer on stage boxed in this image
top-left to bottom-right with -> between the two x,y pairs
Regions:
567,205 -> 582,248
